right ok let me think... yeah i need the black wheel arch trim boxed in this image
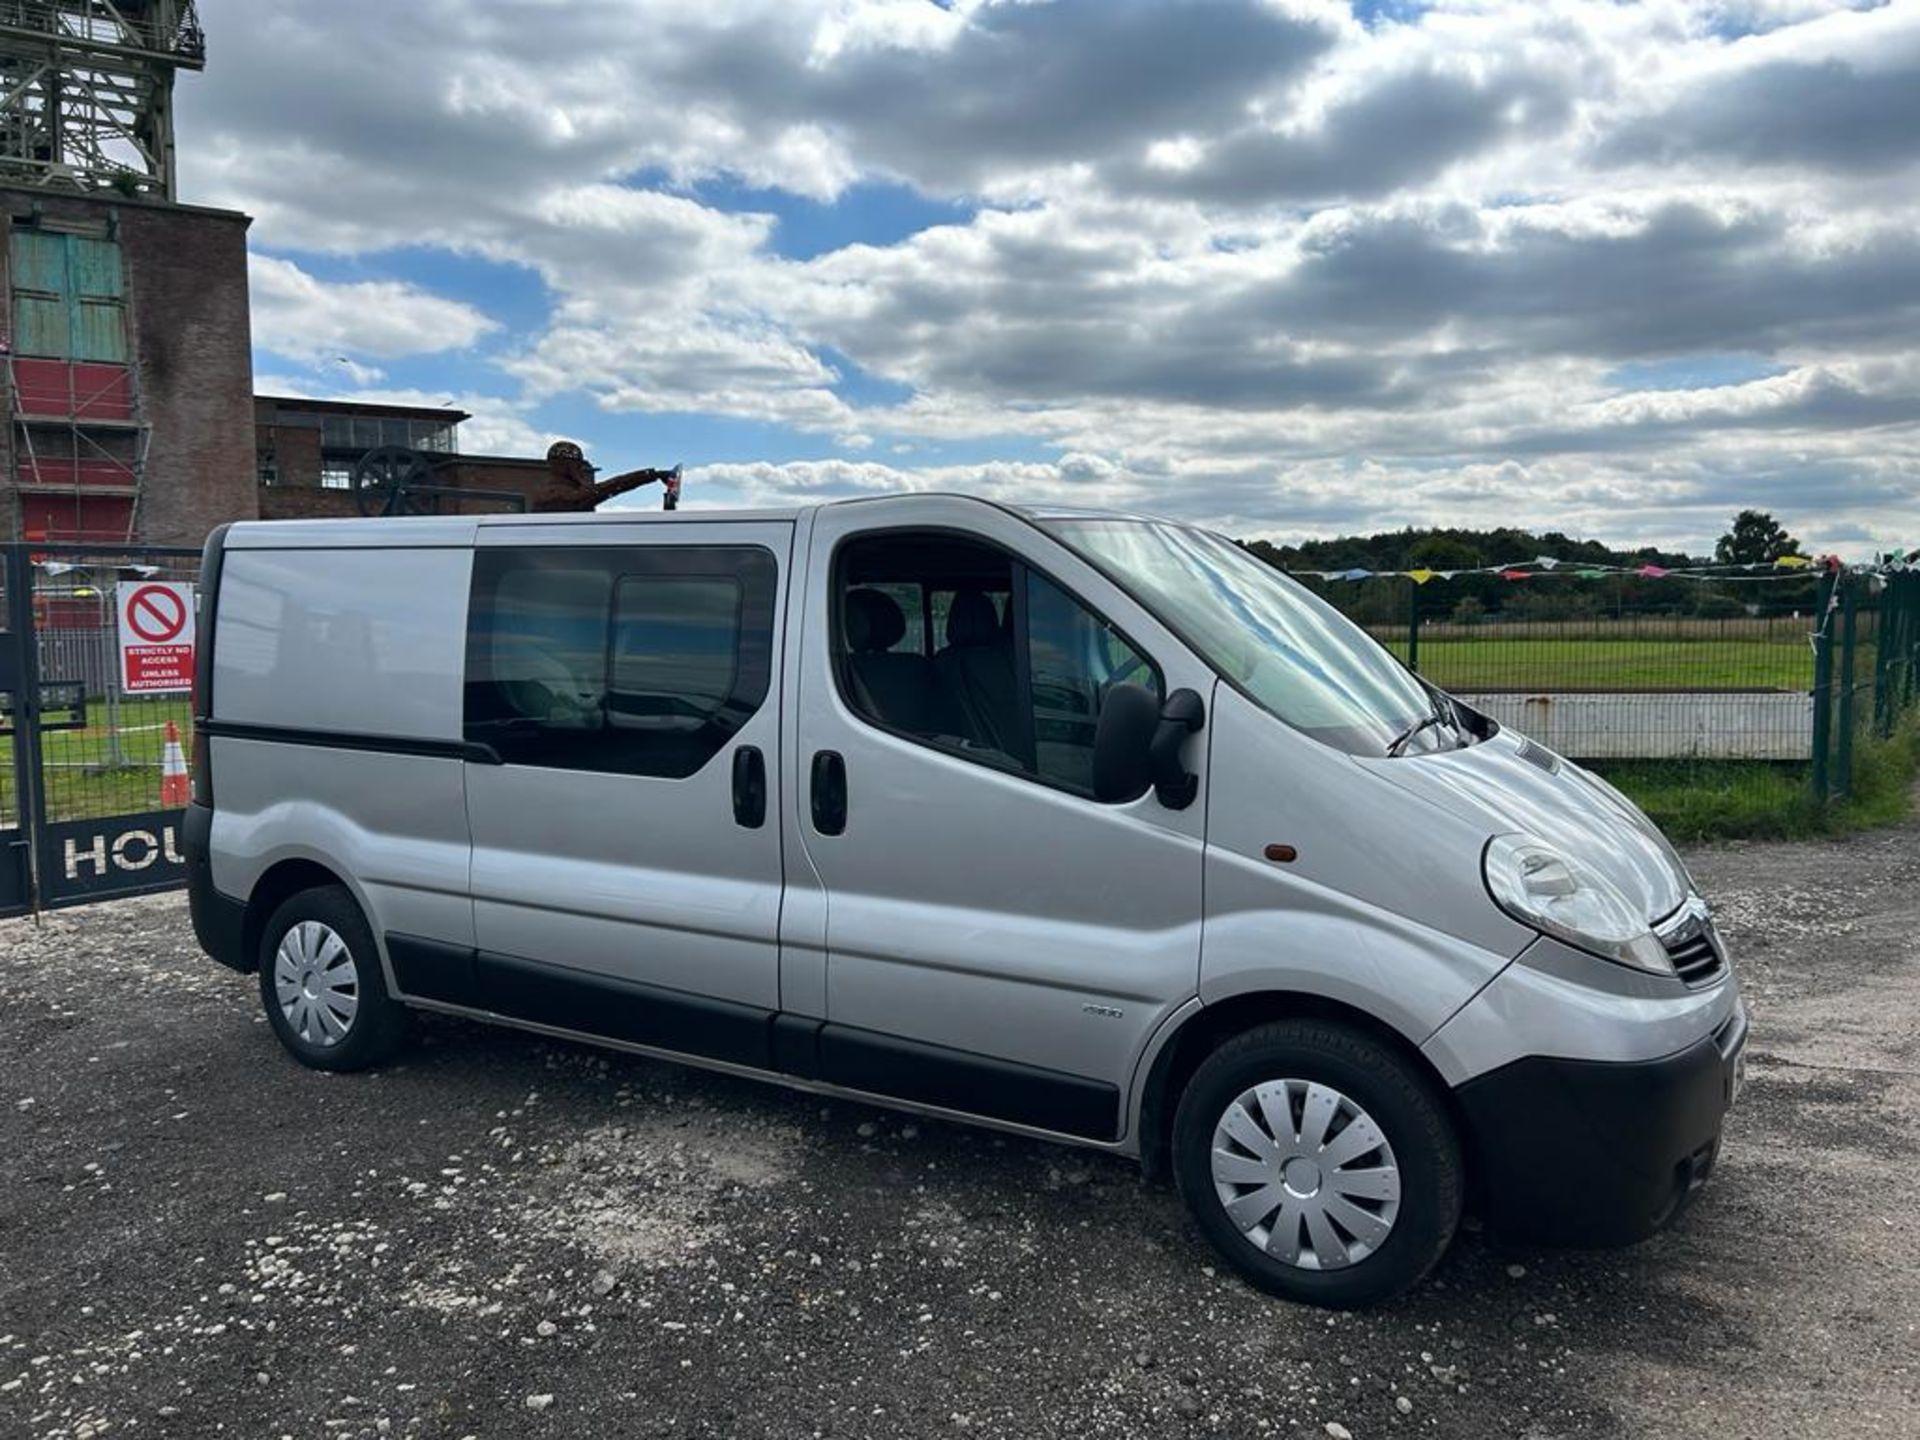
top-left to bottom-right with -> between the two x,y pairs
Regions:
1136,989 -> 1451,1181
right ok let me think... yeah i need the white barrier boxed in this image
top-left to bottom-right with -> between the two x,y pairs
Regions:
1456,691 -> 1813,761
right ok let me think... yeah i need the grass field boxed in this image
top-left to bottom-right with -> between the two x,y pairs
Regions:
1599,719 -> 1920,843
1385,636 -> 1820,692
0,696 -> 193,827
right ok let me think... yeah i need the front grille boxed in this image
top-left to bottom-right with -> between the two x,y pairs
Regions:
1659,917 -> 1726,987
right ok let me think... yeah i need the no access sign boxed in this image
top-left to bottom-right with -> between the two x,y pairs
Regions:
116,581 -> 196,694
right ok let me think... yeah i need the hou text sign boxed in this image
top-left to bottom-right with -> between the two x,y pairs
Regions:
116,581 -> 195,694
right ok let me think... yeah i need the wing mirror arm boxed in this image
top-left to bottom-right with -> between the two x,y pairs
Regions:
1149,687 -> 1205,809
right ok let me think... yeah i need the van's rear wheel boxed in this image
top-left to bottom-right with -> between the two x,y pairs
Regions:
258,886 -> 408,1072
1172,1019 -> 1461,1308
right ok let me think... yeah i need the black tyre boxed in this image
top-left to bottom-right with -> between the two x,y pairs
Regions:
257,885 -> 409,1072
1172,1019 -> 1462,1308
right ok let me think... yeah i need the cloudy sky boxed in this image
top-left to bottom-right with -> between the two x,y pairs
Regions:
181,0 -> 1920,556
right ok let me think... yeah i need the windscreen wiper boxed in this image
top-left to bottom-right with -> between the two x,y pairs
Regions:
1386,713 -> 1446,757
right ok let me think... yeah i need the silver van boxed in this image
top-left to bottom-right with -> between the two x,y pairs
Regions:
183,496 -> 1746,1307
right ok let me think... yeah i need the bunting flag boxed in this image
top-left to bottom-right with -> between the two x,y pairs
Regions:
1299,552 -> 1894,583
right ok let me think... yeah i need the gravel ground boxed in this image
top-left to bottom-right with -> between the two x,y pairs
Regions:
2,825 -> 1917,1440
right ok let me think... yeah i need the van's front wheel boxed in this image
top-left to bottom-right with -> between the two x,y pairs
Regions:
258,886 -> 409,1072
1172,1019 -> 1461,1308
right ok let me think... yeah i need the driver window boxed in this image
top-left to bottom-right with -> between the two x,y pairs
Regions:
835,532 -> 1160,800
1027,571 -> 1158,794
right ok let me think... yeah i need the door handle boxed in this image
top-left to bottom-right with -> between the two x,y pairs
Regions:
732,745 -> 767,828
810,750 -> 847,836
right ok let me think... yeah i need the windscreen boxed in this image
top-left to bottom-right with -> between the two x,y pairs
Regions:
1045,518 -> 1440,757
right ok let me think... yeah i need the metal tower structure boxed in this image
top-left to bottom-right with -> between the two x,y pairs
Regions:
0,1 -> 205,200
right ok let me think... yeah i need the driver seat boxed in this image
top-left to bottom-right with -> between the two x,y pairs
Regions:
934,588 -> 1022,756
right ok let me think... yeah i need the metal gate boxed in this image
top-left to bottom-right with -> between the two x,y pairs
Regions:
0,541 -> 202,918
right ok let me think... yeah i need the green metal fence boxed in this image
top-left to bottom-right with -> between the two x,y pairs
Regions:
1297,561 -> 1920,824
1816,567 -> 1920,804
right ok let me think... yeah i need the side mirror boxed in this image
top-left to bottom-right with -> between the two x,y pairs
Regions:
1092,682 -> 1159,803
1092,684 -> 1205,809
1150,687 -> 1206,809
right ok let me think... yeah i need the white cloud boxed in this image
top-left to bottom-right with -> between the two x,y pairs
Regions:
332,358 -> 385,387
248,256 -> 497,362
186,0 -> 1920,556
677,454 -> 1167,513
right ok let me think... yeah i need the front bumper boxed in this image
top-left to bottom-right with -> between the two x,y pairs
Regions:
1455,1003 -> 1747,1247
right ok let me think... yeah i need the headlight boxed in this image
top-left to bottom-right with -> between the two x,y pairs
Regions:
1483,834 -> 1674,976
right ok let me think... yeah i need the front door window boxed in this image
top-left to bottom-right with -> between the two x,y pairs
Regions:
833,531 -> 1160,800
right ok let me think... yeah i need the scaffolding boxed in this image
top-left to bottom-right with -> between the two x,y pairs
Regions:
0,1 -> 205,200
4,210 -> 148,544
6,348 -> 146,543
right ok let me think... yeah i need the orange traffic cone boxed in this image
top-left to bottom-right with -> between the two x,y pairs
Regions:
160,720 -> 191,807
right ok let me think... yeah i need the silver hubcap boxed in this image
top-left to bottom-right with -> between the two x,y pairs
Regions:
1211,1078 -> 1401,1270
273,921 -> 359,1048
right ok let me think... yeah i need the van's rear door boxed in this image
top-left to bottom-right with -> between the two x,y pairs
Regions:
457,519 -> 793,1067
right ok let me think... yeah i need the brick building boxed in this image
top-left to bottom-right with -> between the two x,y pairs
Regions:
0,187 -> 255,546
255,395 -> 559,520
0,3 -> 257,548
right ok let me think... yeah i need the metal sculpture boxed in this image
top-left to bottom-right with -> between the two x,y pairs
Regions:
348,440 -> 683,518
348,446 -> 455,517
531,441 -> 681,513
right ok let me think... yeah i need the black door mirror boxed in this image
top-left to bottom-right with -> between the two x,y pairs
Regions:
1093,684 -> 1205,808
1092,682 -> 1160,803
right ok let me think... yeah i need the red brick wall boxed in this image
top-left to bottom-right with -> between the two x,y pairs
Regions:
257,457 -> 559,521
258,422 -> 322,488
439,457 -> 551,512
116,198 -> 257,545
257,484 -> 356,521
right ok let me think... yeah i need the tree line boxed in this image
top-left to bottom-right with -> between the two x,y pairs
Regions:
1241,510 -> 1813,626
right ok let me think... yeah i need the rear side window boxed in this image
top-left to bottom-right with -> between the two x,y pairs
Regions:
609,576 -> 742,734
485,563 -> 611,733
466,546 -> 776,778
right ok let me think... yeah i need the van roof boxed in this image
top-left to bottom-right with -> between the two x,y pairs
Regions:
220,493 -> 1171,550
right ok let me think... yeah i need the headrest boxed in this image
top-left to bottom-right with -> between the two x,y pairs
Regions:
845,588 -> 907,653
946,588 -> 1001,647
